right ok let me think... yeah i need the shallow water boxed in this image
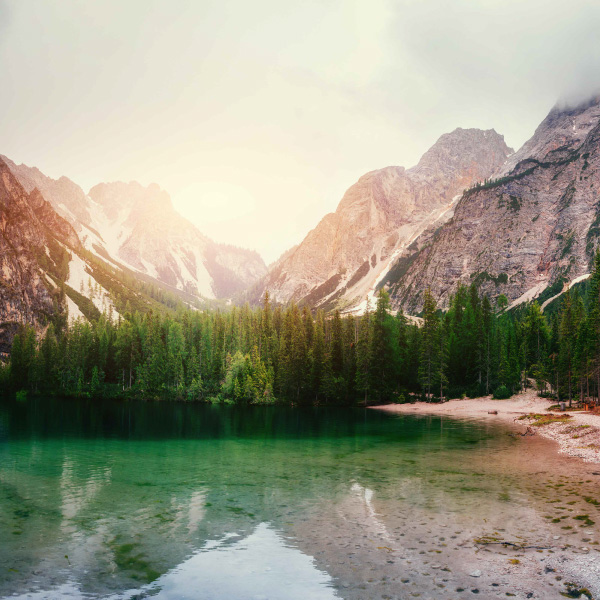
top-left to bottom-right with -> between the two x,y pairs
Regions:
0,399 -> 599,599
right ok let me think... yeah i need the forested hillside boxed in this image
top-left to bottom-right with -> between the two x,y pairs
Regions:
4,250 -> 600,405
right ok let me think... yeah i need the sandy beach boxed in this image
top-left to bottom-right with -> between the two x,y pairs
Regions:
372,389 -> 600,464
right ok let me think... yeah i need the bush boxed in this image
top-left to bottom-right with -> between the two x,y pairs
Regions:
466,384 -> 486,399
493,385 -> 512,400
16,390 -> 27,402
393,390 -> 409,404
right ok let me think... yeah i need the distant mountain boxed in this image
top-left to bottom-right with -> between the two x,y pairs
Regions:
0,155 -> 195,352
85,181 -> 266,299
0,155 -> 268,351
251,128 -> 512,310
1,157 -> 267,300
388,96 -> 600,312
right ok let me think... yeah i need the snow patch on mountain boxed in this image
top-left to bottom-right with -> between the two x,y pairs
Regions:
66,296 -> 85,322
66,252 -> 119,319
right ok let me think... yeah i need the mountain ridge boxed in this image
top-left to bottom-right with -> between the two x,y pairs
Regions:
249,127 -> 513,310
1,157 -> 267,300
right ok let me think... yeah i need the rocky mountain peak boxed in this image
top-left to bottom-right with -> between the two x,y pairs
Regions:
410,128 -> 513,183
85,179 -> 267,299
252,126 -> 513,309
0,155 -> 92,228
2,155 -> 268,302
388,95 -> 600,313
0,157 -> 25,202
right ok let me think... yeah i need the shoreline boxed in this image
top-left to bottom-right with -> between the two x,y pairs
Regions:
371,389 -> 600,464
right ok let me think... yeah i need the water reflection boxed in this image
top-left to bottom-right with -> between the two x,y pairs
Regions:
2,398 -> 599,599
6,525 -> 339,600
60,457 -> 112,521
112,524 -> 340,600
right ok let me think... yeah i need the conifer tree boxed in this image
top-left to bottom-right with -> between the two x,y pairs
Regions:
558,291 -> 582,406
586,249 -> 600,401
419,289 -> 440,401
369,290 -> 399,402
330,310 -> 344,378
481,296 -> 494,394
311,310 -> 326,402
355,298 -> 372,403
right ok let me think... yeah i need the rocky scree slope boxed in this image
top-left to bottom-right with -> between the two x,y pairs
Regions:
252,128 -> 512,310
388,96 -> 600,313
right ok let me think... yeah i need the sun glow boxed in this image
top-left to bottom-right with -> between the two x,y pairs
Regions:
174,181 -> 256,226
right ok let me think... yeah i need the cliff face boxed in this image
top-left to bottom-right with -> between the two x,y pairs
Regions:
389,97 -> 600,312
0,158 -> 80,352
254,128 -> 512,309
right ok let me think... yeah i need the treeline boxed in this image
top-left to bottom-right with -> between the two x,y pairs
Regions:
3,252 -> 600,406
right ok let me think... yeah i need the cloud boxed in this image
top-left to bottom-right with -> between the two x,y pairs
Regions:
0,1 -> 11,37
394,0 -> 600,101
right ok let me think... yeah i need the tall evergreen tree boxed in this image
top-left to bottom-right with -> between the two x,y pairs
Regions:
419,289 -> 440,401
369,290 -> 399,403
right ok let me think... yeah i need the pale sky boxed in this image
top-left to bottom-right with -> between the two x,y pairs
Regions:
1,0 -> 599,263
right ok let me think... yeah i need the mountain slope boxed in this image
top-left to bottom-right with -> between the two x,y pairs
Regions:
1,159 -> 267,300
254,128 -> 512,309
0,158 -> 81,352
388,96 -> 600,312
86,182 -> 266,299
0,156 -> 227,353
0,155 -> 92,230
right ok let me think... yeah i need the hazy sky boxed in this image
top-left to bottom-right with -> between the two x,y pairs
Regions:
1,0 -> 599,263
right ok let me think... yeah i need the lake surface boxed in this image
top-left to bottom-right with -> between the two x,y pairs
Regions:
1,399 -> 599,599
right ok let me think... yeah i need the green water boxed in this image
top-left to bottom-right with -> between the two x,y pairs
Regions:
1,399 -> 598,599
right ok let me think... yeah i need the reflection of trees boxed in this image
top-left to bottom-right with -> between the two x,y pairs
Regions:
1,400 -> 505,597
4,398 -> 496,442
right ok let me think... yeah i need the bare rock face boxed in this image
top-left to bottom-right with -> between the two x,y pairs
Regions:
0,158 -> 80,352
389,96 -> 600,312
254,128 -> 512,309
87,182 -> 267,299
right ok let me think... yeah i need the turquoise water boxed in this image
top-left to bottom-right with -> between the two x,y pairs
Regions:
1,399 -> 598,599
